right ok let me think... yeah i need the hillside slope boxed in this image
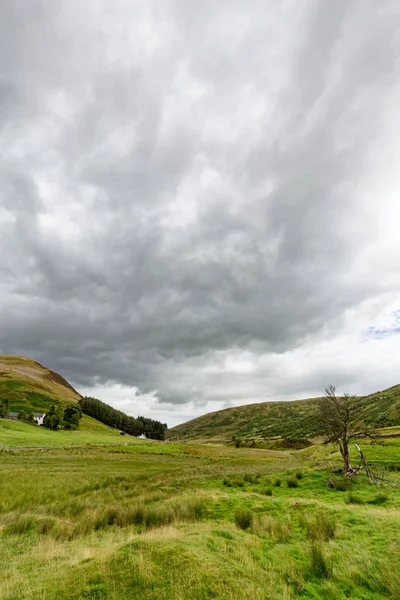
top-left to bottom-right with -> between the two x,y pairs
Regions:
168,384 -> 400,443
0,355 -> 81,413
0,355 -> 122,437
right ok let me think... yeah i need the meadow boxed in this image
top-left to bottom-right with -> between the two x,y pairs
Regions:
0,427 -> 399,600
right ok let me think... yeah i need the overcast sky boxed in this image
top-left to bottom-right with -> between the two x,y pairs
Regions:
1,1 -> 399,427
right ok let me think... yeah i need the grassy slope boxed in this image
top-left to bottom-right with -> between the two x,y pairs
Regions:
168,384 -> 400,442
0,417 -> 123,447
0,439 -> 399,599
0,355 -> 81,413
0,355 -> 125,442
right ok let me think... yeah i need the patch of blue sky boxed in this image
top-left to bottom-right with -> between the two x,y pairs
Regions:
363,310 -> 400,339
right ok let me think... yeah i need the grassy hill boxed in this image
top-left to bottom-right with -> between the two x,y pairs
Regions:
0,355 -> 118,438
0,355 -> 81,413
168,384 -> 400,444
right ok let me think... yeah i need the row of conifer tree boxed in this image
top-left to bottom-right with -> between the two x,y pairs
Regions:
79,396 -> 167,439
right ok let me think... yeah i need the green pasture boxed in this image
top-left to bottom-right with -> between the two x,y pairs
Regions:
0,434 -> 399,599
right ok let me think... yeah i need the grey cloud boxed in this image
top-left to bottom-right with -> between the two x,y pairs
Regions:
1,1 -> 400,419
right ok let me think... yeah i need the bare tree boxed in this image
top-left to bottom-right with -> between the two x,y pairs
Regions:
317,385 -> 374,476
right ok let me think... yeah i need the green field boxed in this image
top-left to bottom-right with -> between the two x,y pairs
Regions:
0,417 -> 126,448
0,433 -> 399,599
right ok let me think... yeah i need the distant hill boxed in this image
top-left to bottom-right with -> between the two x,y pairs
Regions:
168,384 -> 400,444
0,355 -> 81,413
0,355 -> 165,439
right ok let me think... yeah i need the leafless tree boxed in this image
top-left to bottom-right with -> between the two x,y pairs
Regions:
317,385 -> 375,476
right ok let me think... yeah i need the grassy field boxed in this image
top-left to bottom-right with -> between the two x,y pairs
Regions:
0,417 -> 126,448
168,384 -> 400,443
0,434 -> 399,599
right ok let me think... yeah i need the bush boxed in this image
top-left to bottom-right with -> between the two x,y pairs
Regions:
234,509 -> 253,530
310,543 -> 330,578
274,479 -> 281,487
261,488 -> 272,496
295,472 -> 303,480
127,505 -> 145,526
244,474 -> 254,483
334,480 -> 351,492
223,477 -> 232,487
346,492 -> 364,505
17,410 -> 27,421
302,511 -> 337,541
368,492 -> 389,505
144,506 -> 174,529
254,515 -> 293,542
5,515 -> 37,535
173,497 -> 208,521
287,478 -> 298,489
386,463 -> 400,472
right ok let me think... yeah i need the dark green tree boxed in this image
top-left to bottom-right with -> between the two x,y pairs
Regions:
63,404 -> 82,430
43,405 -> 63,431
17,410 -> 27,421
0,397 -> 9,418
26,411 -> 35,424
79,397 -> 166,440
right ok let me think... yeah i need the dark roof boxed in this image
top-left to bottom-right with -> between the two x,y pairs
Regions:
7,412 -> 45,417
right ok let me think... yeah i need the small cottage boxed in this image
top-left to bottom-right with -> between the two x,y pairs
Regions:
7,411 -> 46,425
34,413 -> 46,426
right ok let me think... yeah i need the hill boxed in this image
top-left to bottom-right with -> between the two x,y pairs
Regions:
0,355 -> 118,437
168,384 -> 400,444
0,355 -> 81,413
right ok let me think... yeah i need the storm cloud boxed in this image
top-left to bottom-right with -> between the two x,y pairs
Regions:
1,1 -> 400,426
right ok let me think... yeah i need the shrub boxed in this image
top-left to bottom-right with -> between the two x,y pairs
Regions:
386,463 -> 400,472
310,543 -> 330,578
368,492 -> 389,505
334,480 -> 351,492
244,474 -> 254,483
254,515 -> 293,543
5,515 -> 38,535
274,479 -> 281,487
130,505 -> 145,526
174,497 -> 208,521
287,477 -> 298,489
5,515 -> 74,540
144,506 -> 174,529
295,472 -> 303,480
346,492 -> 364,505
302,511 -> 337,541
223,477 -> 232,487
234,509 -> 253,530
261,488 -> 272,496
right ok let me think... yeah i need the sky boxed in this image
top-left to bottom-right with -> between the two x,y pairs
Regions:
1,1 -> 400,427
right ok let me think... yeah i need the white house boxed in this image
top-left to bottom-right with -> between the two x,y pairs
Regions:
34,413 -> 46,426
7,411 -> 46,425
